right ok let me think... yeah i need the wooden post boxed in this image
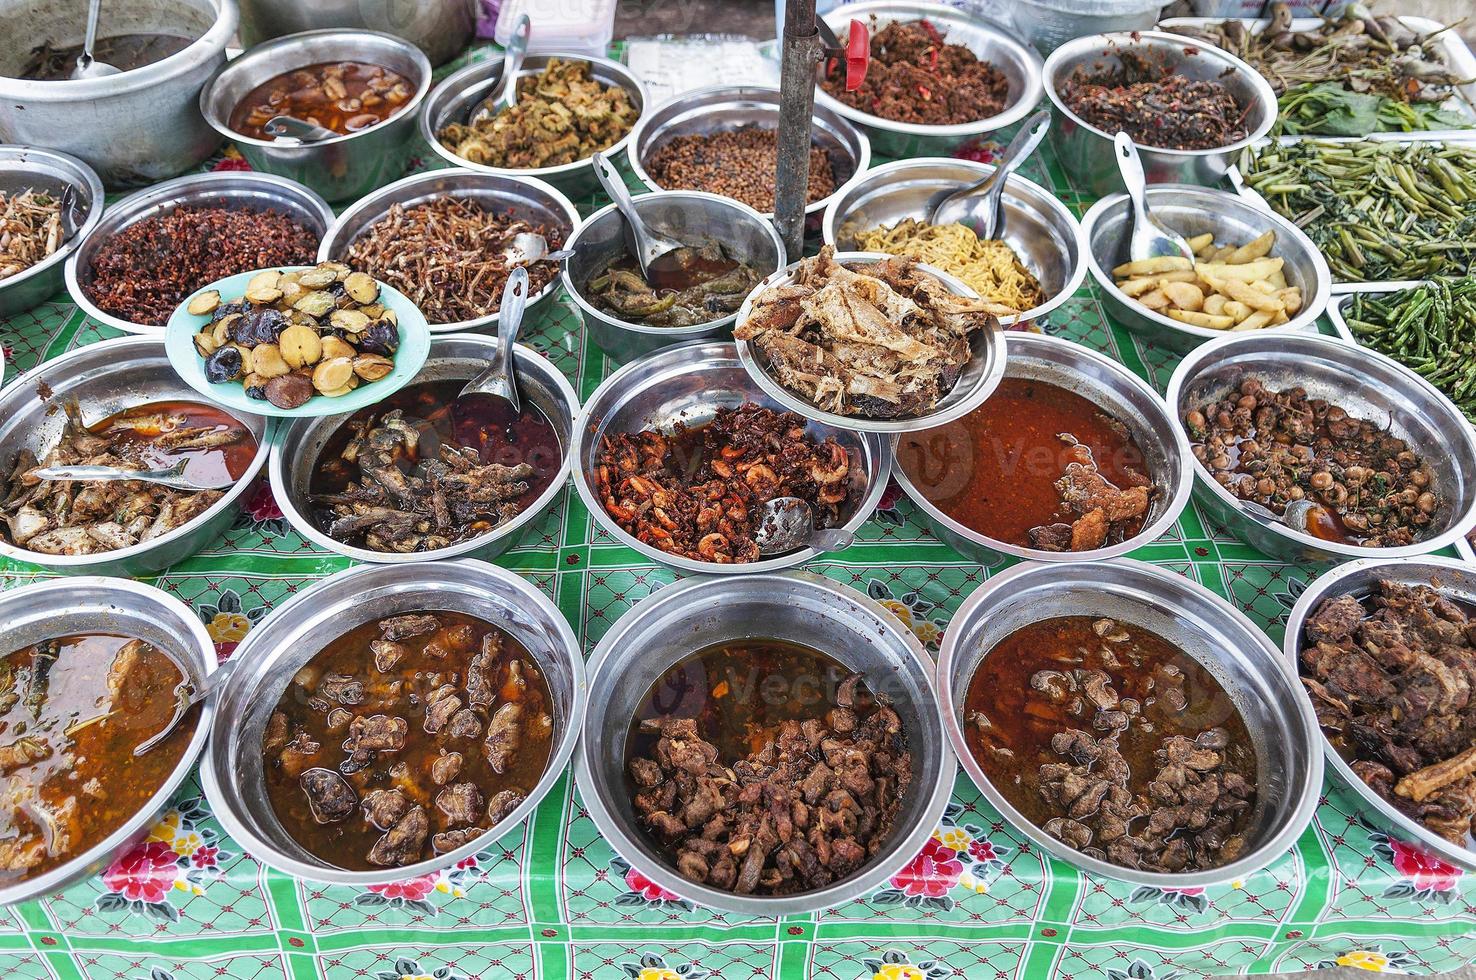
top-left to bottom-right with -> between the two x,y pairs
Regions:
775,0 -> 821,262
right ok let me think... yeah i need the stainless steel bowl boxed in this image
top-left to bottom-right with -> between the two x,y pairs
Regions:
1165,332 -> 1476,565
1043,32 -> 1277,196
237,0 -> 475,67
270,333 -> 577,564
574,570 -> 953,915
317,168 -> 581,334
0,0 -> 237,187
562,191 -> 785,365
893,331 -> 1192,562
0,577 -> 217,905
1282,556 -> 1476,872
821,157 -> 1086,328
199,559 -> 585,885
570,340 -> 891,575
0,336 -> 270,576
733,251 -> 1005,434
1081,184 -> 1331,350
626,84 -> 871,221
937,557 -> 1323,886
64,170 -> 334,335
815,1 -> 1045,158
0,146 -> 104,318
200,29 -> 432,202
420,53 -> 649,201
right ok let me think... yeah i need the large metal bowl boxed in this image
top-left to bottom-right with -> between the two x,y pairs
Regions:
1165,332 -> 1476,565
199,559 -> 585,885
573,571 -> 953,915
0,146 -> 104,318
733,251 -> 1005,434
893,331 -> 1192,562
199,29 -> 432,202
626,84 -> 870,221
317,168 -> 580,334
814,1 -> 1045,158
0,577 -> 217,906
270,333 -> 577,564
1082,184 -> 1332,350
64,170 -> 334,335
822,157 -> 1086,328
937,558 -> 1323,886
236,0 -> 475,67
570,340 -> 891,575
1282,556 -> 1476,872
562,191 -> 786,365
0,336 -> 270,576
1044,32 -> 1277,196
420,53 -> 649,201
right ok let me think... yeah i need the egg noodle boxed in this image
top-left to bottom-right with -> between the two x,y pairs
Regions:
854,219 -> 1045,316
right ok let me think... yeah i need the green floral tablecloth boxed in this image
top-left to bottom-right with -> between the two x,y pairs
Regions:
2,43 -> 1475,980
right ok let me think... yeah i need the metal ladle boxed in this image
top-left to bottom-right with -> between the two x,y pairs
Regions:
925,109 -> 1051,236
133,660 -> 236,756
71,0 -> 120,79
454,265 -> 528,424
753,496 -> 856,556
1114,131 -> 1194,263
593,151 -> 685,281
471,13 -> 531,124
30,459 -> 233,491
502,231 -> 574,266
262,115 -> 338,143
1238,497 -> 1320,535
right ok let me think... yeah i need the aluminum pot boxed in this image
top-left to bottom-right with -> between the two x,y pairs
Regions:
893,331 -> 1192,562
200,30 -> 432,202
64,171 -> 334,335
1043,32 -> 1277,196
1165,332 -> 1476,565
0,577 -> 217,905
562,191 -> 785,364
0,146 -> 104,318
270,333 -> 577,564
317,168 -> 581,334
569,340 -> 891,575
0,336 -> 270,576
237,0 -> 476,67
0,0 -> 237,187
574,571 -> 953,915
822,157 -> 1086,328
937,558 -> 1323,886
200,559 -> 585,885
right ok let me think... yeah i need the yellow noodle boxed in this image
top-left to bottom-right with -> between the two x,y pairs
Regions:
855,219 -> 1045,314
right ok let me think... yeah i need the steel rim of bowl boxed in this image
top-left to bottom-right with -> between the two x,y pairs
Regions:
0,146 -> 106,297
891,331 -> 1193,561
732,251 -> 1006,434
937,556 -> 1323,887
62,171 -> 335,335
573,569 -> 955,915
1280,554 -> 1476,872
1080,185 -> 1332,341
0,577 -> 217,906
419,52 -> 650,182
316,168 -> 582,332
199,558 -> 586,885
0,335 -> 272,570
568,339 -> 893,575
268,336 -> 578,564
1165,331 -> 1476,561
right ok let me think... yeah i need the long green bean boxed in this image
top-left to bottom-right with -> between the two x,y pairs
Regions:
1346,277 -> 1476,422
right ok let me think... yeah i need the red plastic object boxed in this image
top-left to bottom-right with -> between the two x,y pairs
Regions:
845,19 -> 869,91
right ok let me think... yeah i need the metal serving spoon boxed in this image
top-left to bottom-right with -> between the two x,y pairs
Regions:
471,13 -> 531,124
754,496 -> 856,556
1114,131 -> 1194,263
262,114 -> 338,142
30,460 -> 233,491
455,265 -> 528,423
71,0 -> 121,79
502,231 -> 574,266
593,152 -> 686,282
57,185 -> 86,242
926,109 -> 1051,236
134,660 -> 236,757
1238,497 -> 1319,534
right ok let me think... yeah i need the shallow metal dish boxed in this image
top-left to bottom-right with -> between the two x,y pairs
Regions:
626,84 -> 870,221
317,168 -> 580,334
420,52 -> 648,200
569,340 -> 890,575
270,333 -> 577,564
574,570 -> 953,915
814,0 -> 1045,157
822,157 -> 1086,328
1165,332 -> 1476,565
0,577 -> 217,905
200,559 -> 585,885
1043,31 -> 1277,196
938,557 -> 1322,886
562,191 -> 785,365
0,145 -> 104,318
733,251 -> 1005,434
63,170 -> 333,335
893,331 -> 1191,562
0,336 -> 270,576
1081,184 -> 1331,350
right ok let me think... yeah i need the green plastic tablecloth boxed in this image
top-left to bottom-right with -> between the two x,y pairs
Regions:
1,43 -> 1475,980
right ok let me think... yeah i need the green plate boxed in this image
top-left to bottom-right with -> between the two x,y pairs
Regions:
165,266 -> 431,419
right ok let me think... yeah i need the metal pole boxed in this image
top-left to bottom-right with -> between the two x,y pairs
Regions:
775,0 -> 821,262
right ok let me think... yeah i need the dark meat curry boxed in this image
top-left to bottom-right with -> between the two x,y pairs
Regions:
587,245 -> 761,328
